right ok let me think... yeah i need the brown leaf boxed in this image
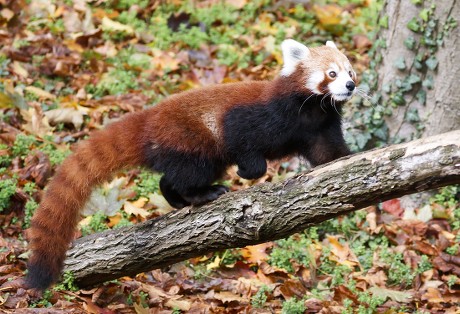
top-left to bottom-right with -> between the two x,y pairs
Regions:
413,240 -> 438,255
20,104 -> 53,137
278,279 -> 307,300
327,236 -> 360,267
241,243 -> 272,264
212,291 -> 248,304
20,151 -> 52,187
333,285 -> 359,304
357,269 -> 387,287
353,34 -> 372,50
395,220 -> 428,236
165,298 -> 192,311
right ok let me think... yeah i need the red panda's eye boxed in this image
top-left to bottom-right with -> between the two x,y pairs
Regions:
329,71 -> 337,78
348,71 -> 353,78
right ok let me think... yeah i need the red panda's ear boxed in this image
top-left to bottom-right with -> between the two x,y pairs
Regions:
280,39 -> 310,77
326,41 -> 338,49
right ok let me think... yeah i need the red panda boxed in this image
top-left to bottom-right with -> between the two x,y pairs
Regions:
26,39 -> 357,290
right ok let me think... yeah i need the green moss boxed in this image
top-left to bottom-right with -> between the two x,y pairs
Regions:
0,177 -> 17,211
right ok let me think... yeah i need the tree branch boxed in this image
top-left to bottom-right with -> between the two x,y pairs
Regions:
64,130 -> 460,287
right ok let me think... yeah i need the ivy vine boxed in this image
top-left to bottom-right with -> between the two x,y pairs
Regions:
345,0 -> 457,151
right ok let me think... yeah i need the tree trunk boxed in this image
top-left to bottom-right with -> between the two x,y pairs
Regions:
377,0 -> 459,141
63,130 -> 460,287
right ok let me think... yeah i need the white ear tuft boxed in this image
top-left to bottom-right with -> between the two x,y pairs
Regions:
326,41 -> 338,49
280,39 -> 310,77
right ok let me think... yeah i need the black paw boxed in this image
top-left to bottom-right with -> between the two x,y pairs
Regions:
183,185 -> 229,206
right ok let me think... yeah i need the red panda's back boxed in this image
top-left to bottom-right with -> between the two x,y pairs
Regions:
143,81 -> 270,157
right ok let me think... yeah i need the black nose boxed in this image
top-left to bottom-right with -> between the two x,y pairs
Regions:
346,81 -> 355,91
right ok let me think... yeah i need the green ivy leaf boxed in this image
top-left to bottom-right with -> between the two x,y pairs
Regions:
407,74 -> 421,84
422,75 -> 434,89
416,89 -> 426,105
382,83 -> 392,94
394,57 -> 406,70
404,37 -> 416,50
379,15 -> 389,29
392,92 -> 406,106
406,108 -> 420,122
419,9 -> 430,22
414,59 -> 423,70
425,56 -> 438,70
407,18 -> 420,32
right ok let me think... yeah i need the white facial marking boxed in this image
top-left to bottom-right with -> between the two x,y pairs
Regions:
306,71 -> 325,94
280,39 -> 310,77
328,68 -> 355,101
326,41 -> 338,49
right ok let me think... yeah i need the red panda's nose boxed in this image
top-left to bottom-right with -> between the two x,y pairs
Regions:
346,81 -> 355,91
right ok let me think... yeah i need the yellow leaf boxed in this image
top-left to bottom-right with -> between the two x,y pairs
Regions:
124,201 -> 150,218
101,16 -> 134,34
78,216 -> 92,227
131,197 -> 148,208
0,92 -> 13,108
327,236 -> 360,267
313,4 -> 342,26
25,86 -> 56,100
133,302 -> 149,314
241,243 -> 271,263
12,61 -> 29,78
107,212 -> 122,228
206,255 -> 221,270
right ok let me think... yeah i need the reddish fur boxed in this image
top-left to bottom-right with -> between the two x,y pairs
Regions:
27,112 -> 148,288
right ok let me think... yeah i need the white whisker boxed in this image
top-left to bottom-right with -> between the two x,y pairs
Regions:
298,93 -> 317,115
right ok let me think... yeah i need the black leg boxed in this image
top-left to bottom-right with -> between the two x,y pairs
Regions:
236,153 -> 267,180
160,177 -> 191,209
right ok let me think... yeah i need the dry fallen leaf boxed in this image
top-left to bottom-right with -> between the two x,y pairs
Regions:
241,243 -> 272,264
20,105 -> 53,137
101,16 -> 134,34
327,236 -> 360,267
44,107 -> 85,129
25,86 -> 56,100
124,201 -> 150,219
368,286 -> 413,303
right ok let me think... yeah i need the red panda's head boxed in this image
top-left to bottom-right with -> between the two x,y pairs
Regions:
280,39 -> 356,102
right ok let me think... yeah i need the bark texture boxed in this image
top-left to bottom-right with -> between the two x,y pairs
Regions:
378,0 -> 460,140
64,130 -> 460,287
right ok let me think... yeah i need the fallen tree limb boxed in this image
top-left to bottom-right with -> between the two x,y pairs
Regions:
64,130 -> 460,287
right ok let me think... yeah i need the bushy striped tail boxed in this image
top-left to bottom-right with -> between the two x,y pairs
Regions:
26,112 -> 147,290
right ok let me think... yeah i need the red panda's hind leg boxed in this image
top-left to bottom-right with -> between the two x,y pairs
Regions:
148,146 -> 228,208
160,177 -> 191,209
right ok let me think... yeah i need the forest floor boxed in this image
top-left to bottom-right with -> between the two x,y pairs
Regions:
0,0 -> 459,313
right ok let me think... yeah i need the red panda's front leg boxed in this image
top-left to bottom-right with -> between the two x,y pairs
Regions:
301,129 -> 351,168
236,153 -> 267,180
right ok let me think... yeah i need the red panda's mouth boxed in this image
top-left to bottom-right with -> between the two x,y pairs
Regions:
335,92 -> 353,97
